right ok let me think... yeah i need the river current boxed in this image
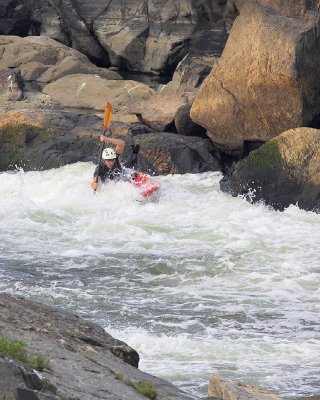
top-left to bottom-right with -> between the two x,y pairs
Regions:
1,163 -> 320,398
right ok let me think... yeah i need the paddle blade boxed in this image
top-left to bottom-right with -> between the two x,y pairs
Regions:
104,102 -> 113,129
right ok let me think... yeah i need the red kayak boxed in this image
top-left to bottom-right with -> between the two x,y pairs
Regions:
132,172 -> 160,198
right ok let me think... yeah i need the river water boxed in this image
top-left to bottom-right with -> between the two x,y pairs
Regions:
1,163 -> 320,398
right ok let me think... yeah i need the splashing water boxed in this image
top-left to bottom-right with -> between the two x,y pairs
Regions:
1,163 -> 320,398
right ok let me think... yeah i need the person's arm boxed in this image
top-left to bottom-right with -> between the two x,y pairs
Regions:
91,165 -> 100,191
100,135 -> 125,155
91,177 -> 99,191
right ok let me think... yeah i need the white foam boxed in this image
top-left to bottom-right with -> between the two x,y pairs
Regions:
1,164 -> 320,398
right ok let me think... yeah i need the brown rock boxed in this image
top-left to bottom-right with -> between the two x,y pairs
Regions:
42,74 -> 155,112
191,1 -> 320,154
208,375 -> 282,400
0,36 -> 120,84
129,93 -> 185,131
256,0 -> 320,16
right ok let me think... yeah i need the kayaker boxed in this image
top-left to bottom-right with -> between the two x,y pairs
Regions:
91,135 -> 127,191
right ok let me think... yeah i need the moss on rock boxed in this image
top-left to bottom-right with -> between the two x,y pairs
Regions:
0,123 -> 56,146
241,140 -> 281,172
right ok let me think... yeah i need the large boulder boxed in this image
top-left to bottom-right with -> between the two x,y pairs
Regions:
42,73 -> 154,112
221,128 -> 320,212
0,36 -> 121,85
81,0 -> 230,74
191,1 -> 320,155
0,0 -> 236,74
0,0 -> 109,67
256,0 -> 319,16
121,131 -> 221,175
129,93 -> 186,132
0,293 -> 195,400
0,106 -> 103,171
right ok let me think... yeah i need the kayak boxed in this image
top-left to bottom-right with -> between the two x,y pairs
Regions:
132,172 -> 160,198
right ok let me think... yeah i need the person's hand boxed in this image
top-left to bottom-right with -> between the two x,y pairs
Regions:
100,135 -> 108,143
91,180 -> 98,191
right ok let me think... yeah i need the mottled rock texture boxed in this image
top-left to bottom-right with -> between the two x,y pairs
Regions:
221,128 -> 320,212
191,0 -> 320,155
0,0 -> 235,74
0,293 -> 195,399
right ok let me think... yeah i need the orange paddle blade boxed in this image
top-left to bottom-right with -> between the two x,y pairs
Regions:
104,102 -> 113,129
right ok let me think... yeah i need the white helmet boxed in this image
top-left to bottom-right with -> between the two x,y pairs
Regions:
102,148 -> 116,160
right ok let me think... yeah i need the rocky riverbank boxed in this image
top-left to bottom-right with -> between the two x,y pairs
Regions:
0,293 -> 285,400
2,1 -> 320,211
0,293 -> 195,400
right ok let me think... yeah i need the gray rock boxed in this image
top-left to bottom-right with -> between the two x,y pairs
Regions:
0,68 -> 23,101
122,131 -> 221,175
0,293 -> 197,400
0,1 -> 235,75
0,106 -> 102,171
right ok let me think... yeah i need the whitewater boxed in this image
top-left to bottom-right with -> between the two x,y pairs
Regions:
1,162 -> 320,398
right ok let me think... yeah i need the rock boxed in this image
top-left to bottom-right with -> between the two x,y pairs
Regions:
129,93 -> 186,132
256,0 -> 318,16
42,73 -> 155,112
174,104 -> 207,138
121,131 -> 221,175
0,1 -> 236,75
49,0 -> 111,67
0,106 -> 103,171
0,36 -> 121,85
0,107 -> 218,177
0,293 -> 196,400
0,355 -> 60,400
92,0 -> 229,74
191,1 -> 320,155
0,68 -> 23,101
208,375 -> 282,400
0,0 -> 109,67
127,26 -> 227,134
222,127 -> 320,212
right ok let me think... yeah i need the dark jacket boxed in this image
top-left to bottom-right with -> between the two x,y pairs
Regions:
93,157 -> 125,182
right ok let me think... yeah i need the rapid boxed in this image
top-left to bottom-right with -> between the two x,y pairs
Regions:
1,162 -> 320,398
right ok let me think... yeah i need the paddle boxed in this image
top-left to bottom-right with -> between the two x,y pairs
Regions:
93,102 -> 113,192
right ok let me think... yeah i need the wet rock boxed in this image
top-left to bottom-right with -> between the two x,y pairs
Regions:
0,106 -> 102,171
222,127 -> 320,212
122,131 -> 221,175
0,293 -> 196,400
